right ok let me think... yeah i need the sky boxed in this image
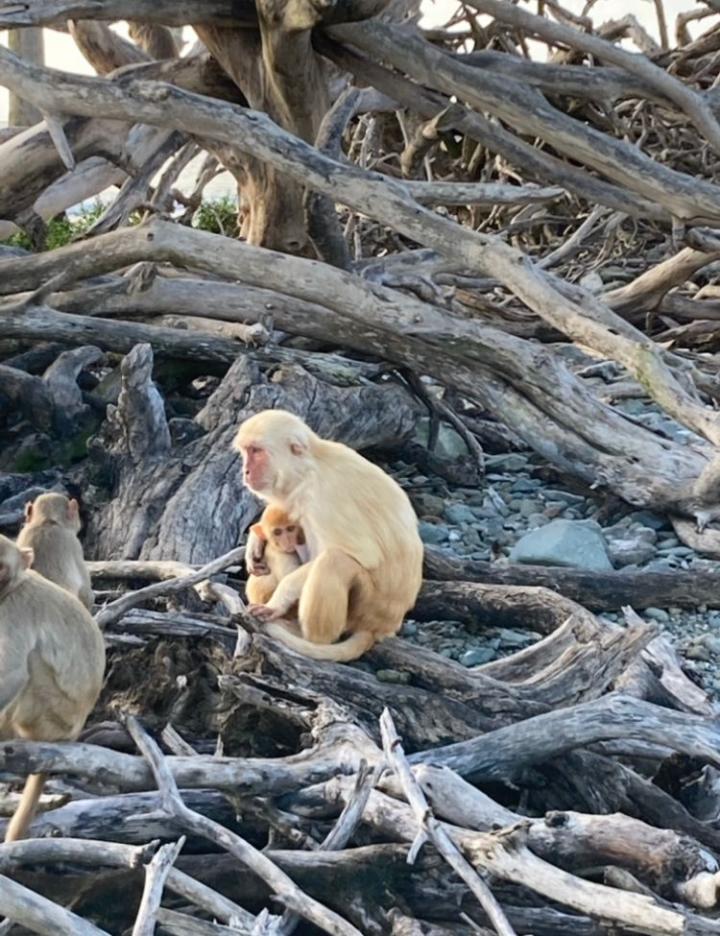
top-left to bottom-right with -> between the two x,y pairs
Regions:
0,0 -> 715,123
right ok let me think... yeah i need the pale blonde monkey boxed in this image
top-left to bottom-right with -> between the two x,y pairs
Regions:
0,535 -> 105,841
235,410 -> 423,661
246,504 -> 307,605
17,492 -> 93,610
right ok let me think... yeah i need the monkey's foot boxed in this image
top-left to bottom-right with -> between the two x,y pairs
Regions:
248,603 -> 282,621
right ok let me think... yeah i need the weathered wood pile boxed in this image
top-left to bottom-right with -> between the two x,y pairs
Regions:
4,0 -> 720,933
3,533 -> 720,935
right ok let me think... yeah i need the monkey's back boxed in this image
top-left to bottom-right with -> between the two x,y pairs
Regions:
17,523 -> 92,608
0,572 -> 105,741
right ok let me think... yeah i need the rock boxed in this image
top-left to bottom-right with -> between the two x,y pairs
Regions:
543,502 -> 565,519
497,628 -> 535,647
645,607 -> 670,623
376,669 -> 411,684
511,479 -> 539,494
542,489 -> 587,506
444,503 -> 477,524
700,634 -> 720,656
401,621 -> 417,637
485,454 -> 529,472
413,418 -> 467,459
508,519 -> 612,572
627,510 -> 668,531
460,647 -> 496,667
413,493 -> 446,517
687,642 -> 712,662
606,538 -> 656,568
526,513 -> 549,529
518,498 -> 539,518
419,521 -> 450,545
463,528 -> 483,548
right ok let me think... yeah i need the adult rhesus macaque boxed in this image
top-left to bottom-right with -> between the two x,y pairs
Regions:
246,505 -> 307,605
234,410 -> 423,661
0,535 -> 105,841
17,493 -> 93,610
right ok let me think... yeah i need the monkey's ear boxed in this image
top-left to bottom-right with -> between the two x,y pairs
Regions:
250,523 -> 267,541
24,502 -> 33,521
68,498 -> 80,521
19,547 -> 34,570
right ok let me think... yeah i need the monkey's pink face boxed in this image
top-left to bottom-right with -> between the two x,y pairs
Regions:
271,524 -> 303,554
240,443 -> 273,495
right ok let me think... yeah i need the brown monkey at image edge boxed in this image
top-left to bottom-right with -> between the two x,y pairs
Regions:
235,409 -> 423,661
245,504 -> 307,605
0,535 -> 105,841
17,492 -> 94,610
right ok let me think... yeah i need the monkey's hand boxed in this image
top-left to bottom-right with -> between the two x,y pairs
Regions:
248,603 -> 283,621
245,529 -> 270,576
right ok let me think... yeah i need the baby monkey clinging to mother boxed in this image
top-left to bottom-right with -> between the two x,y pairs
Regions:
245,504 -> 307,605
235,409 -> 423,661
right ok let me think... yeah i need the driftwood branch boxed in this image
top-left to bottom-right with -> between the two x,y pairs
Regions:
124,715 -> 363,936
380,709 -> 517,936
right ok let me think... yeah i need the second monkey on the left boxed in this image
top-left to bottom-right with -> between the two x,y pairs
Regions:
17,493 -> 94,610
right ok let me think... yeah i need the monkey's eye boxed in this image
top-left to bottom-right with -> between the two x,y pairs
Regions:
287,526 -> 296,532
272,529 -> 282,537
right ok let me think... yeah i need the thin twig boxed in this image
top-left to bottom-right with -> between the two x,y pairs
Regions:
379,708 -> 517,936
132,837 -> 186,936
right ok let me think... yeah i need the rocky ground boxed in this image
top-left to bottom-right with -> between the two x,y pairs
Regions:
384,348 -> 720,700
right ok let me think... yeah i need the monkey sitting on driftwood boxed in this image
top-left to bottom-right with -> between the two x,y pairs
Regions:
18,492 -> 94,610
0,534 -> 105,841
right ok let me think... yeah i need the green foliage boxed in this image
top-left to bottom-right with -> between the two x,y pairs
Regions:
13,448 -> 51,473
0,200 -> 106,252
2,196 -> 240,253
192,196 -> 239,238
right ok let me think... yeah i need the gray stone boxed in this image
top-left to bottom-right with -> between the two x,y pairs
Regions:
667,547 -> 695,559
413,418 -> 467,459
686,642 -> 712,662
700,634 -> 720,656
485,454 -> 529,472
606,538 -> 656,568
498,628 -> 535,647
419,521 -> 450,545
460,647 -> 496,667
542,489 -> 586,506
376,669 -> 411,684
413,493 -> 446,517
627,510 -> 668,531
511,479 -> 539,494
526,513 -> 549,529
508,519 -> 612,572
518,499 -> 539,518
444,503 -> 477,525
402,621 -> 417,637
645,607 -> 670,623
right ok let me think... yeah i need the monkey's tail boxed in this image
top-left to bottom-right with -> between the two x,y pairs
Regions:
266,624 -> 375,662
5,772 -> 46,842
